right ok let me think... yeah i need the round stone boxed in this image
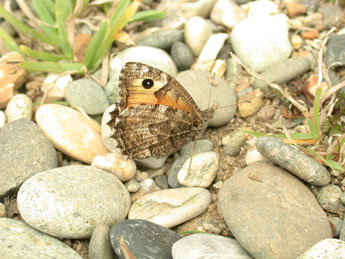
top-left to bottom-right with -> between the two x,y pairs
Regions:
88,225 -> 115,259
219,162 -> 332,258
180,139 -> 214,157
171,41 -> 194,71
5,94 -> 32,122
317,184 -> 345,213
137,29 -> 184,50
17,165 -> 131,239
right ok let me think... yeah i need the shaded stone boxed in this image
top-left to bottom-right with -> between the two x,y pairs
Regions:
137,29 -> 183,50
89,225 -> 115,259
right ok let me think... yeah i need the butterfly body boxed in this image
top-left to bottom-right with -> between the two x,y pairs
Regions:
108,62 -> 213,159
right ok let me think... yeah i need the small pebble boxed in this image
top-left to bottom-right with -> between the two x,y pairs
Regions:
110,219 -> 180,259
5,94 -> 32,123
238,90 -> 264,117
0,110 -> 6,128
317,184 -> 345,213
128,187 -> 211,228
211,59 -> 227,78
257,101 -> 276,120
325,34 -> 345,69
246,0 -> 279,17
184,16 -> 212,57
285,1 -> 307,17
167,156 -> 187,188
296,239 -> 345,259
0,202 -> 6,217
291,34 -> 303,49
89,225 -> 115,259
329,216 -> 343,238
301,29 -> 319,40
41,73 -> 73,101
180,139 -> 214,157
154,174 -> 168,189
170,41 -> 194,71
245,148 -> 269,165
125,179 -> 140,193
91,153 -> 136,182
137,29 -> 183,50
222,130 -> 246,156
210,0 -> 246,29
256,136 -> 330,186
177,151 -> 219,187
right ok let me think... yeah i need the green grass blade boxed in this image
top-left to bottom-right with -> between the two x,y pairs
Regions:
0,27 -> 24,56
20,45 -> 71,61
307,118 -> 317,138
33,0 -> 55,24
313,87 -> 322,138
55,0 -> 72,56
0,4 -> 56,45
19,61 -> 84,73
129,10 -> 168,23
109,0 -> 130,27
84,21 -> 107,69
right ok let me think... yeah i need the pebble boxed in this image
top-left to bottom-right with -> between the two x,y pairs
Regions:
319,2 -> 344,29
36,104 -> 108,164
137,29 -> 183,50
0,52 -> 28,108
177,151 -> 219,187
193,33 -> 228,71
211,59 -> 227,78
252,56 -> 311,89
325,34 -> 345,69
329,216 -> 343,238
91,152 -> 136,182
245,148 -> 269,165
296,239 -> 345,259
107,46 -> 177,104
219,162 -> 332,259
210,0 -> 246,29
170,41 -> 194,71
125,179 -> 141,193
341,219 -> 345,241
0,118 -> 58,198
110,219 -> 180,259
184,16 -> 212,57
176,69 -> 237,126
256,136 -> 330,186
0,202 -> 6,217
180,139 -> 214,157
167,156 -> 188,188
246,0 -> 279,17
257,101 -> 276,120
41,73 -> 73,101
301,0 -> 320,12
17,165 -> 131,239
238,90 -> 264,117
285,1 -> 307,17
0,218 -> 82,259
89,225 -> 115,259
64,78 -> 109,115
230,14 -> 292,72
154,174 -> 168,189
291,34 -> 303,49
128,187 -> 211,228
0,110 -> 6,128
135,156 -> 168,169
5,94 -> 32,122
222,130 -> 246,156
317,184 -> 345,214
172,233 -> 253,259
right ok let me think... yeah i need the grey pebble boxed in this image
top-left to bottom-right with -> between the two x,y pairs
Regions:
317,184 -> 345,213
340,219 -> 345,241
89,225 -> 115,259
168,156 -> 188,188
325,34 -> 345,69
329,216 -> 343,238
155,174 -> 168,189
180,139 -> 214,157
223,130 -> 246,156
170,41 -> 194,71
257,136 -> 330,186
252,56 -> 311,89
110,219 -> 180,259
296,239 -> 345,259
0,118 -> 57,198
0,218 -> 82,259
137,29 -> 184,50
64,78 -> 109,115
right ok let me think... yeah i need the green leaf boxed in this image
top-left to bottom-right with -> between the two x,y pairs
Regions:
0,27 -> 24,56
242,130 -> 270,138
33,0 -> 55,24
313,87 -> 322,138
0,4 -> 56,45
326,160 -> 345,172
307,118 -> 317,138
20,45 -> 70,62
109,0 -> 130,27
129,10 -> 168,23
19,61 -> 84,73
55,0 -> 72,56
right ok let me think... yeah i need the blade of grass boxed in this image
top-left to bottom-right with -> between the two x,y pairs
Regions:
313,87 -> 322,139
129,10 -> 167,23
0,4 -> 56,45
307,118 -> 317,138
0,27 -> 24,56
19,61 -> 84,73
33,0 -> 55,24
109,0 -> 130,27
55,0 -> 72,56
20,45 -> 70,62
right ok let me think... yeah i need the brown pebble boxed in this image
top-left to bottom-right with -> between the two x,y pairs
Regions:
302,29 -> 320,39
285,1 -> 307,17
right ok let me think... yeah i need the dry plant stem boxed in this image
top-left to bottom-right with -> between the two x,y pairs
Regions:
327,134 -> 345,164
120,236 -> 136,259
230,53 -> 309,117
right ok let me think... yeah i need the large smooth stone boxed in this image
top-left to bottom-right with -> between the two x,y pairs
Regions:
0,118 -> 57,198
128,187 -> 211,228
218,162 -> 332,259
17,165 -> 131,239
110,219 -> 180,259
0,218 -> 82,259
36,104 -> 108,164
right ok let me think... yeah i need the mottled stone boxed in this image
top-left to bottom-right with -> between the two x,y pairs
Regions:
296,239 -> 345,259
17,165 -> 131,239
0,119 -> 58,198
0,218 -> 82,259
219,162 -> 332,259
5,94 -> 32,122
222,130 -> 246,156
257,136 -> 330,186
89,225 -> 115,259
110,219 -> 180,259
317,184 -> 345,213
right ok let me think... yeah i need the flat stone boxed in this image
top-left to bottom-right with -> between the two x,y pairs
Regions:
325,34 -> 345,69
172,233 -> 253,258
0,118 -> 58,198
219,162 -> 332,259
296,239 -> 345,259
36,104 -> 108,164
137,29 -> 184,50
180,139 -> 214,157
89,225 -> 115,259
256,136 -> 330,186
0,218 -> 82,259
64,78 -> 109,115
128,187 -> 211,228
17,165 -> 131,239
110,219 -> 180,259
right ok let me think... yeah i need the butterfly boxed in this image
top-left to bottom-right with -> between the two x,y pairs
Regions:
107,62 -> 214,159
